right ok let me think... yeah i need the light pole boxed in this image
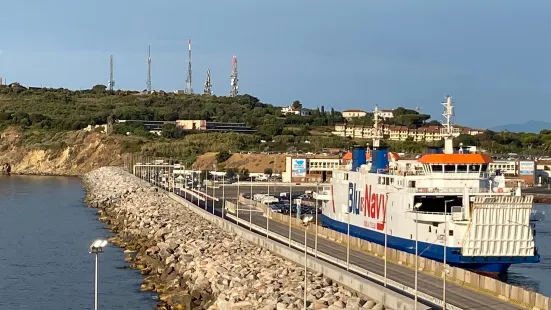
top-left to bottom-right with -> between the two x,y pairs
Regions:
212,169 -> 216,215
237,174 -> 240,226
346,208 -> 350,271
301,214 -> 314,310
222,174 -> 225,220
384,198 -> 388,286
266,180 -> 270,238
289,182 -> 293,247
443,199 -> 453,310
89,239 -> 108,310
250,176 -> 253,230
315,182 -> 319,258
413,202 -> 423,310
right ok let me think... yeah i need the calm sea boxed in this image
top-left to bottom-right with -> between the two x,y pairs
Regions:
0,175 -> 157,310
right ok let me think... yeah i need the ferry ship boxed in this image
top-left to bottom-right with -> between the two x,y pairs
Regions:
315,96 -> 541,276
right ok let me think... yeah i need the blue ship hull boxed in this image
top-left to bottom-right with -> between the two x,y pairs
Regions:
321,215 -> 539,276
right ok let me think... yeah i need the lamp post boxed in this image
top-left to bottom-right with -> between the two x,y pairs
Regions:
89,239 -> 108,310
266,179 -> 270,238
222,174 -> 225,220
413,202 -> 423,310
212,170 -> 216,215
315,182 -> 319,258
237,174 -> 240,226
346,208 -> 350,271
301,214 -> 314,310
443,199 -> 453,310
384,198 -> 388,286
250,176 -> 253,230
289,182 -> 293,247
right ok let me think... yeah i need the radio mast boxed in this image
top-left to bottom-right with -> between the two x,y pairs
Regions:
146,46 -> 152,93
230,56 -> 238,97
203,69 -> 213,95
108,55 -> 115,91
184,39 -> 193,94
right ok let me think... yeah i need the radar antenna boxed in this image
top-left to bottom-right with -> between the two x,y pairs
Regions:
372,105 -> 383,149
441,95 -> 455,154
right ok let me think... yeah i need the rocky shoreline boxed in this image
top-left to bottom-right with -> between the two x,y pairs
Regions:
83,167 -> 384,310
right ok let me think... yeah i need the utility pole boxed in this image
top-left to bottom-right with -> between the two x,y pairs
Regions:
184,39 -> 193,94
108,55 -> 115,91
230,56 -> 238,97
146,45 -> 152,93
203,69 -> 213,95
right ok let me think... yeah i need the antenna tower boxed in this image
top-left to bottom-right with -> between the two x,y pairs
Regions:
372,105 -> 383,149
146,45 -> 152,93
230,56 -> 238,97
441,95 -> 456,154
204,69 -> 213,95
184,39 -> 193,94
108,55 -> 115,91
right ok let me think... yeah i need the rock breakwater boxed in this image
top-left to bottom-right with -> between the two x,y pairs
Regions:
83,167 -> 385,310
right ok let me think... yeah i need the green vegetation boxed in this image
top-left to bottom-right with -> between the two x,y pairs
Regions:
1,83 -> 550,158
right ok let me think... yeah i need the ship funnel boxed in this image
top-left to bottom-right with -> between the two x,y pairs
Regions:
370,149 -> 389,174
351,146 -> 367,171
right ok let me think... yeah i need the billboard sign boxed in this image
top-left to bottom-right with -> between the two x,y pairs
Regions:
292,159 -> 306,177
519,161 -> 534,176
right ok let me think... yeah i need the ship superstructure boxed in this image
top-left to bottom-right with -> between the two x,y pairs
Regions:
316,96 -> 540,276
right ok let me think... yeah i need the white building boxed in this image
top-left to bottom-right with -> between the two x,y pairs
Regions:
342,109 -> 367,119
281,105 -> 309,116
282,157 -> 341,183
379,109 -> 394,119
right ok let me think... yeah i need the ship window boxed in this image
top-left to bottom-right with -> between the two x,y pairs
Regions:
432,165 -> 443,172
444,165 -> 455,172
481,164 -> 488,172
410,234 -> 413,239
429,227 -> 431,233
457,165 -> 467,172
449,230 -> 454,236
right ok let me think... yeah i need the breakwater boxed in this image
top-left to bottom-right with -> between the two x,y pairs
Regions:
83,167 -> 385,310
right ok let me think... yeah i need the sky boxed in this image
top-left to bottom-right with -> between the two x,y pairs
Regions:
0,0 -> 550,128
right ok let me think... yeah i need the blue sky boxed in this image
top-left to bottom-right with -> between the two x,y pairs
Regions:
0,0 -> 550,128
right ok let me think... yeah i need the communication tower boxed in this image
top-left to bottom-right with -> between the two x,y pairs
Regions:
203,69 -> 213,95
230,56 -> 238,97
184,39 -> 193,94
108,55 -> 115,91
146,45 -> 152,93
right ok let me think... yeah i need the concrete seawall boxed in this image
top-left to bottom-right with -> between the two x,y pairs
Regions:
83,167 -> 397,310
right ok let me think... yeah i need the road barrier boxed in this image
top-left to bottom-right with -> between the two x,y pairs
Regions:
238,197 -> 550,310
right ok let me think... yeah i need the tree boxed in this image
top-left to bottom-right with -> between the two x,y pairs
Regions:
264,167 -> 273,176
292,100 -> 302,110
92,84 -> 107,93
161,123 -> 185,139
239,168 -> 250,180
225,168 -> 237,180
215,150 -> 231,163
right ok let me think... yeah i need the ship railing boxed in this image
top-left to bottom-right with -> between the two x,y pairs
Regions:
409,187 -> 493,193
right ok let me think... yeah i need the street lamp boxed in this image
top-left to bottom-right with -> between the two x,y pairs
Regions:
250,176 -> 253,230
222,174 -> 225,220
413,202 -> 423,310
89,239 -> 108,310
289,182 -> 293,247
237,174 -> 241,226
443,199 -> 453,310
301,214 -> 314,310
315,182 -> 319,258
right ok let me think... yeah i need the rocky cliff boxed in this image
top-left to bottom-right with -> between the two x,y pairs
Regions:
83,167 -> 382,310
0,128 -> 127,176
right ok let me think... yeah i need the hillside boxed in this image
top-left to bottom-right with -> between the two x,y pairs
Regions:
490,120 -> 551,133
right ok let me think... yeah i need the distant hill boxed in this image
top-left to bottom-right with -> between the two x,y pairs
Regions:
490,120 -> 551,133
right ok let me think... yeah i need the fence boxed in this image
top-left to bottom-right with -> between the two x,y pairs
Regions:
237,196 -> 550,310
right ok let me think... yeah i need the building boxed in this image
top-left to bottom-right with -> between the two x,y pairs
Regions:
489,159 -> 536,186
282,157 -> 341,183
281,105 -> 309,116
117,120 -> 172,134
379,109 -> 394,119
342,109 -> 367,119
175,120 -> 256,134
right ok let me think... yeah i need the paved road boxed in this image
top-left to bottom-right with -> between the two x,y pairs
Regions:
168,185 -> 521,310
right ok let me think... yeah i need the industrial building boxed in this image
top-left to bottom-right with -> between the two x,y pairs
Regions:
175,120 -> 256,134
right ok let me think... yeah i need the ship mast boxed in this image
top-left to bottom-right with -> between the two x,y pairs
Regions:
441,95 -> 455,154
372,105 -> 383,149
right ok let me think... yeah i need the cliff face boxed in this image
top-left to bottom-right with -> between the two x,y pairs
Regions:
0,128 -> 126,176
